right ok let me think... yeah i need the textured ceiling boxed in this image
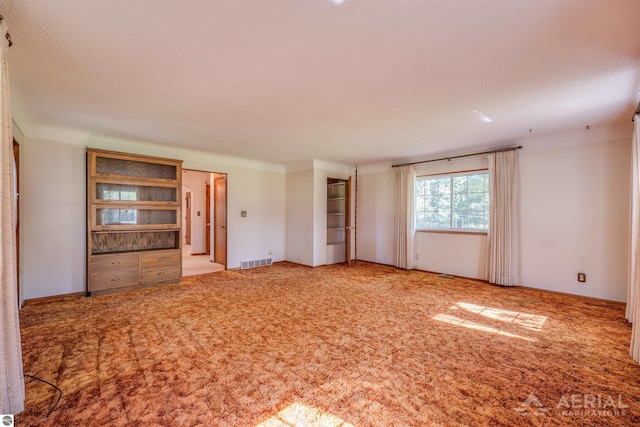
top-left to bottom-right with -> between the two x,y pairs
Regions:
5,0 -> 640,165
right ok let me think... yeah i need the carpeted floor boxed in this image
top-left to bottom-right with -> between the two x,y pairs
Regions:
17,262 -> 640,426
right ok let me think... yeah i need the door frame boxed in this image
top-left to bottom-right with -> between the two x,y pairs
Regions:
185,191 -> 192,245
213,174 -> 227,268
205,184 -> 211,256
345,176 -> 352,267
182,168 -> 227,270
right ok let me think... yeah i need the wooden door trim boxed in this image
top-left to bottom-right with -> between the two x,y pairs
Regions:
214,174 -> 227,268
13,139 -> 19,305
205,184 -> 211,256
345,176 -> 352,267
185,191 -> 192,245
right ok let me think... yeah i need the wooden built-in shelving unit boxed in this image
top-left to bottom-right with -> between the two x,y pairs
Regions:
86,149 -> 183,295
327,179 -> 346,245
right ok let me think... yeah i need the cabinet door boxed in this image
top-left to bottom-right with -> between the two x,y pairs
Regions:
92,181 -> 178,205
89,151 -> 179,183
91,206 -> 180,230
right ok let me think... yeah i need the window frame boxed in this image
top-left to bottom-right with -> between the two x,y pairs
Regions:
415,168 -> 489,234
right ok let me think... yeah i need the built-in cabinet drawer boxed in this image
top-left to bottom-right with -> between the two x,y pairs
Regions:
90,253 -> 140,291
140,250 -> 181,285
91,252 -> 139,272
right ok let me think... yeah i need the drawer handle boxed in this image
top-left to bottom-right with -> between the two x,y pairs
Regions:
110,278 -> 121,282
158,272 -> 166,276
110,262 -> 121,265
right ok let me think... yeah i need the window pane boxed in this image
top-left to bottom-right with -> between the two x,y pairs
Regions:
453,214 -> 466,229
415,179 -> 426,197
416,172 -> 487,231
425,196 -> 437,211
468,193 -> 484,211
468,175 -> 485,192
437,195 -> 450,211
436,212 -> 450,228
453,176 -> 467,193
427,212 -> 439,228
453,193 -> 468,215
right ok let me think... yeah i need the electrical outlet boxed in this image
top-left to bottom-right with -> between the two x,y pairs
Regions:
577,272 -> 586,283
268,249 -> 273,255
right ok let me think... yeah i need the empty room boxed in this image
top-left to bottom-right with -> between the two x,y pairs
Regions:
2,1 -> 640,426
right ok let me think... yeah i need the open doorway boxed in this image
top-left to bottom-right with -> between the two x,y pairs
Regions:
181,169 -> 227,276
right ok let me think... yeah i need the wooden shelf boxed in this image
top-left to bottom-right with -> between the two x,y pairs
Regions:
87,149 -> 183,296
327,179 -> 346,245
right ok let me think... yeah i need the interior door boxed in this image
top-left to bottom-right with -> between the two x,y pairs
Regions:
205,184 -> 211,255
345,177 -> 352,267
214,175 -> 227,267
185,192 -> 191,245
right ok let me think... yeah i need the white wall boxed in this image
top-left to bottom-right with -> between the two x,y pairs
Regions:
182,170 -> 209,254
520,136 -> 630,301
415,233 -> 487,278
20,135 -> 286,299
285,169 -> 314,265
356,128 -> 631,302
356,168 -> 395,265
22,138 -> 87,299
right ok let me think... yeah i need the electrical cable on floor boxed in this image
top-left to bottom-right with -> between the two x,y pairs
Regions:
24,374 -> 62,423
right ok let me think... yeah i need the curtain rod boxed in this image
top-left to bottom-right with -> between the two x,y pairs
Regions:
392,145 -> 523,168
0,15 -> 12,47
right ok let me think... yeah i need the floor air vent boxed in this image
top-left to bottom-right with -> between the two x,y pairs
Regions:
240,258 -> 273,270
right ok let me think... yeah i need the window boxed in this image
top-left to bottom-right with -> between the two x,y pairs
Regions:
415,171 -> 489,231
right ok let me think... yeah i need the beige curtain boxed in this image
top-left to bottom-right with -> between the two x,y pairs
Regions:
394,165 -> 416,269
628,114 -> 640,363
0,18 -> 25,414
487,150 -> 519,286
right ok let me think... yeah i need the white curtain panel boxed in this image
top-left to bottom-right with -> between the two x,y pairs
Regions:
394,165 -> 416,269
487,150 -> 520,286
628,114 -> 640,363
0,18 -> 25,414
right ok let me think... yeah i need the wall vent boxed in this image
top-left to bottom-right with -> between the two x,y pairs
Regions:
240,258 -> 273,270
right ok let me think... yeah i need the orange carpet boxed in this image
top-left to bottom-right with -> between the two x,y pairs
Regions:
17,262 -> 640,426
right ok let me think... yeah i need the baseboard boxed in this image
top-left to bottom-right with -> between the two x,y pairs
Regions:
413,268 -> 489,283
515,285 -> 626,307
392,267 -> 624,306
23,292 -> 85,307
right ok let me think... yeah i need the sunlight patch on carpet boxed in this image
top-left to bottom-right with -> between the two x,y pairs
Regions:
455,302 -> 547,331
255,402 -> 354,427
433,313 -> 536,341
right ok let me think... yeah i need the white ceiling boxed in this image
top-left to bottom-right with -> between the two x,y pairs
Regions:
5,0 -> 640,165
